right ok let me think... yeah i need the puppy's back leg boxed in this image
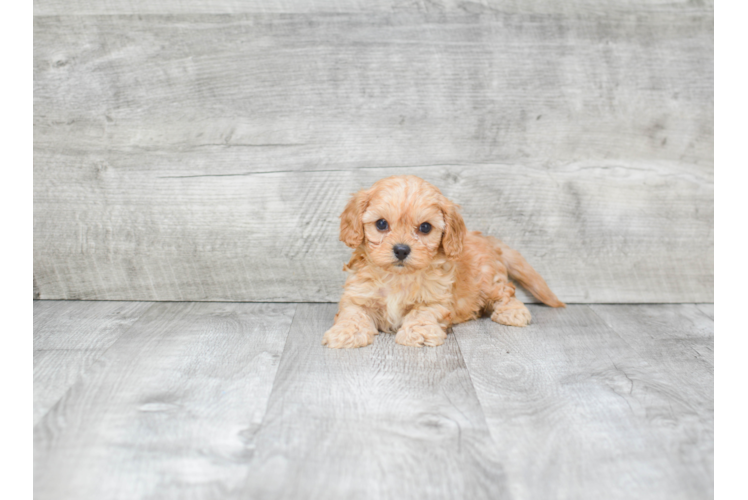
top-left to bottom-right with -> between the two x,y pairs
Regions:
488,282 -> 532,327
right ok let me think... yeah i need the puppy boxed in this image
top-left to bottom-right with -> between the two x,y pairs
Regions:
322,175 -> 564,348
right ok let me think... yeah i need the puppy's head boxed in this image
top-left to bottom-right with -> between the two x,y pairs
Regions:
339,175 -> 466,272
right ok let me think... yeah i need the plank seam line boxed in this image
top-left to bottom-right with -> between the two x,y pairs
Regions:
450,325 -> 502,450
240,303 -> 300,449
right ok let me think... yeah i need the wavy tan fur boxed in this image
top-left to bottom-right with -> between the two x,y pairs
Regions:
323,175 -> 564,348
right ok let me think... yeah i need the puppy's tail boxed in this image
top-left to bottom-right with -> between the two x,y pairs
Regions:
492,238 -> 565,308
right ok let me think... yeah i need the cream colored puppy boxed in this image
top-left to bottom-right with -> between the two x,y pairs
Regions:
323,175 -> 564,348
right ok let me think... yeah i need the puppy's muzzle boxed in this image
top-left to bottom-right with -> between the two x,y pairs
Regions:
393,244 -> 411,261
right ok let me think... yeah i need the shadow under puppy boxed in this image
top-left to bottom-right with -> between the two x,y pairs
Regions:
323,175 -> 564,348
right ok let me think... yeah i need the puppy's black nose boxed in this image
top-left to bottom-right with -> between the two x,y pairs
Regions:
393,244 -> 411,261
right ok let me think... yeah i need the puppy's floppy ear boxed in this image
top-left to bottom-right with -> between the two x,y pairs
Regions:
339,189 -> 369,248
440,197 -> 467,258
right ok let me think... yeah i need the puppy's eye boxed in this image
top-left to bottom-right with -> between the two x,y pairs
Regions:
419,222 -> 432,234
376,219 -> 389,231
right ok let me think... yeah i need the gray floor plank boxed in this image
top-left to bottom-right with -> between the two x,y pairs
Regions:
591,303 -> 714,370
237,303 -> 507,500
453,305 -> 713,500
33,301 -> 714,499
33,300 -> 154,424
34,302 -> 296,500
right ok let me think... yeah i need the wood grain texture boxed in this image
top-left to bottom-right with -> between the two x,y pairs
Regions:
33,161 -> 713,303
33,5 -> 713,302
591,303 -> 714,368
237,303 -> 507,499
33,300 -> 153,424
34,302 -> 296,500
34,11 -> 712,165
33,0 -> 714,16
453,305 -> 713,500
33,301 -> 714,499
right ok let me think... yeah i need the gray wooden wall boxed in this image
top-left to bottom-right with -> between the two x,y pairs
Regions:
33,0 -> 713,303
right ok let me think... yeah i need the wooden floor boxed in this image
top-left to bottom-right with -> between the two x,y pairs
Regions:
34,301 -> 714,500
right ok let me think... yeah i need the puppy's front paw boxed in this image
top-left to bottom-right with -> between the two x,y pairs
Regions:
395,323 -> 447,347
322,321 -> 376,349
491,304 -> 532,327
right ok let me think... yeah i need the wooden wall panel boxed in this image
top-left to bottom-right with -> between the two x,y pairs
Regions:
33,4 -> 713,302
34,158 -> 712,302
34,12 -> 712,168
33,0 -> 713,16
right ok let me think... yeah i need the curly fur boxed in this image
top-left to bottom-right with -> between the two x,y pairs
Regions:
322,175 -> 564,348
